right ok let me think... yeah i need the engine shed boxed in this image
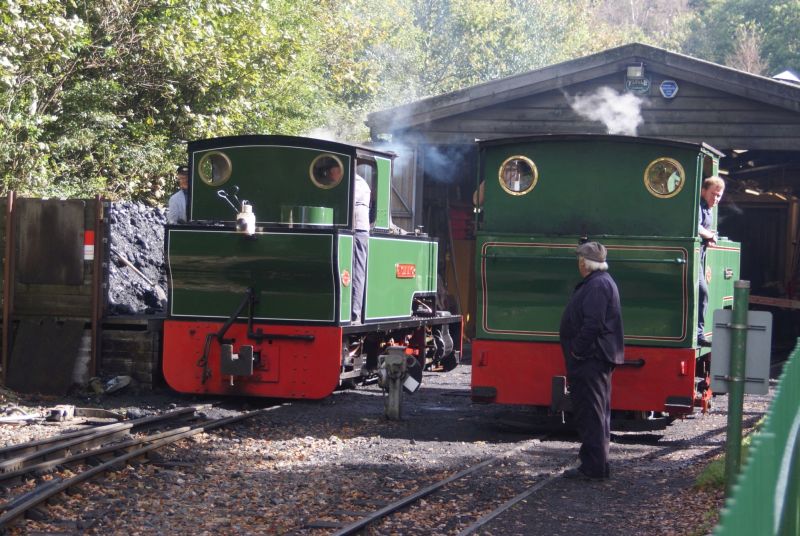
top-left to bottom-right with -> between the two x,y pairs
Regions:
367,42 -> 800,354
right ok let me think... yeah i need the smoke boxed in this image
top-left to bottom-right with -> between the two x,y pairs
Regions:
304,127 -> 340,142
421,145 -> 474,184
373,141 -> 474,184
567,87 -> 644,136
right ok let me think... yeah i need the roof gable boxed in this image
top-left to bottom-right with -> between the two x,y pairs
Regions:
367,43 -> 800,138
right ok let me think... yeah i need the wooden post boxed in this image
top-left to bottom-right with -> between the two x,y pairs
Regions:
90,195 -> 104,378
2,192 -> 14,385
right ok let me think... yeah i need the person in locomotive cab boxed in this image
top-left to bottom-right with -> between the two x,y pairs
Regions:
351,170 -> 371,324
321,162 -> 342,187
559,241 -> 625,481
697,176 -> 725,347
167,165 -> 190,224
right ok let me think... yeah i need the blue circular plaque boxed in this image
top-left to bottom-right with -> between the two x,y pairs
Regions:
659,80 -> 679,99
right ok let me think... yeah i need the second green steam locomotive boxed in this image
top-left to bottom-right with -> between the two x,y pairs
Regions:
470,134 -> 740,426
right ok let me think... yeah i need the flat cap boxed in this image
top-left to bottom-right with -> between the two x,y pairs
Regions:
176,165 -> 189,174
576,241 -> 607,263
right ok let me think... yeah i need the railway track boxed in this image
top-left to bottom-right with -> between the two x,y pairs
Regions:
0,406 -> 267,530
293,414 -> 743,536
292,436 -> 572,535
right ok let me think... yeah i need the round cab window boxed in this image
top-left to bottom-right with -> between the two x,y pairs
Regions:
644,157 -> 685,198
198,151 -> 232,187
499,156 -> 538,196
310,154 -> 345,189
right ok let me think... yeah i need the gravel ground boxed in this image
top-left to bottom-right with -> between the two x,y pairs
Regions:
0,353 -> 771,536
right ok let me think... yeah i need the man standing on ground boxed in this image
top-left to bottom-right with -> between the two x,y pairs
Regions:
697,176 -> 725,346
559,241 -> 625,481
167,165 -> 190,224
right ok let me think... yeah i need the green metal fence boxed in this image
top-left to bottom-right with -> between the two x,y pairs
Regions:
715,338 -> 800,536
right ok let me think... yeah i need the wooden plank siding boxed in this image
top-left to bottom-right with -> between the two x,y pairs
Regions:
390,74 -> 800,150
390,150 -> 417,232
11,199 -> 100,319
368,43 -> 800,152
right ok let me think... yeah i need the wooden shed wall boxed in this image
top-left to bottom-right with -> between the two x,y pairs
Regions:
6,198 -> 101,319
398,72 -> 800,151
390,151 -> 417,232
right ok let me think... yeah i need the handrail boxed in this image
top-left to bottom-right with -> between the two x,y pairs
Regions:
482,254 -> 686,264
714,338 -> 800,535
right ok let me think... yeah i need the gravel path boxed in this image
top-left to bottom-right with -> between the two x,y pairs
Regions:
0,355 -> 771,535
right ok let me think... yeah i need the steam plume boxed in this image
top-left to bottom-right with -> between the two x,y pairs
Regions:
567,87 -> 644,136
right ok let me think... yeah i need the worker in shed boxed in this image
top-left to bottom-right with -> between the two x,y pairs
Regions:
167,165 -> 190,224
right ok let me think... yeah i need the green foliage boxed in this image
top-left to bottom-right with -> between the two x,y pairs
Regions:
696,453 -> 728,490
319,0 -> 637,140
0,0 -> 796,202
0,0 -> 333,201
684,0 -> 800,75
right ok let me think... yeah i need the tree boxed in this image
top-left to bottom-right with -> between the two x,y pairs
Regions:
725,23 -> 768,75
684,0 -> 800,75
0,0 -> 90,196
316,0 -> 641,141
0,0 -> 335,200
8,0 -> 776,202
586,0 -> 697,50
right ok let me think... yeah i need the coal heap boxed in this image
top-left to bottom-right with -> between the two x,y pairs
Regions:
106,202 -> 168,316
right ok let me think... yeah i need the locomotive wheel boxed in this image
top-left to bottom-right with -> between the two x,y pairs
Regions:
427,324 -> 455,371
440,349 -> 460,372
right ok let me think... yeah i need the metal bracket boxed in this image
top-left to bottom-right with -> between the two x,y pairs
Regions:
220,344 -> 254,376
713,322 -> 767,332
551,376 -> 573,413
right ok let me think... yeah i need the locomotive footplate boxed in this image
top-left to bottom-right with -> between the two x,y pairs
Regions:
341,314 -> 462,334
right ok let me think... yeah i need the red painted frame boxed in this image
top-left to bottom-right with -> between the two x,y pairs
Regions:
471,340 -> 697,412
163,320 -> 343,399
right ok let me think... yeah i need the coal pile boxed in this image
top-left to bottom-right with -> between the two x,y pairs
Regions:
107,202 -> 168,316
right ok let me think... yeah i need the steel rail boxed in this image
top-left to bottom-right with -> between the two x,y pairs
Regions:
0,421 -> 206,485
0,407 -> 201,471
329,440 -> 540,536
0,409 -> 267,530
456,468 -> 568,535
458,415 -> 764,535
0,423 -> 127,461
0,406 -> 199,460
0,424 -> 133,473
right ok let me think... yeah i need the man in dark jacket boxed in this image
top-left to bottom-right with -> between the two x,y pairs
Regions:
559,241 -> 625,480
